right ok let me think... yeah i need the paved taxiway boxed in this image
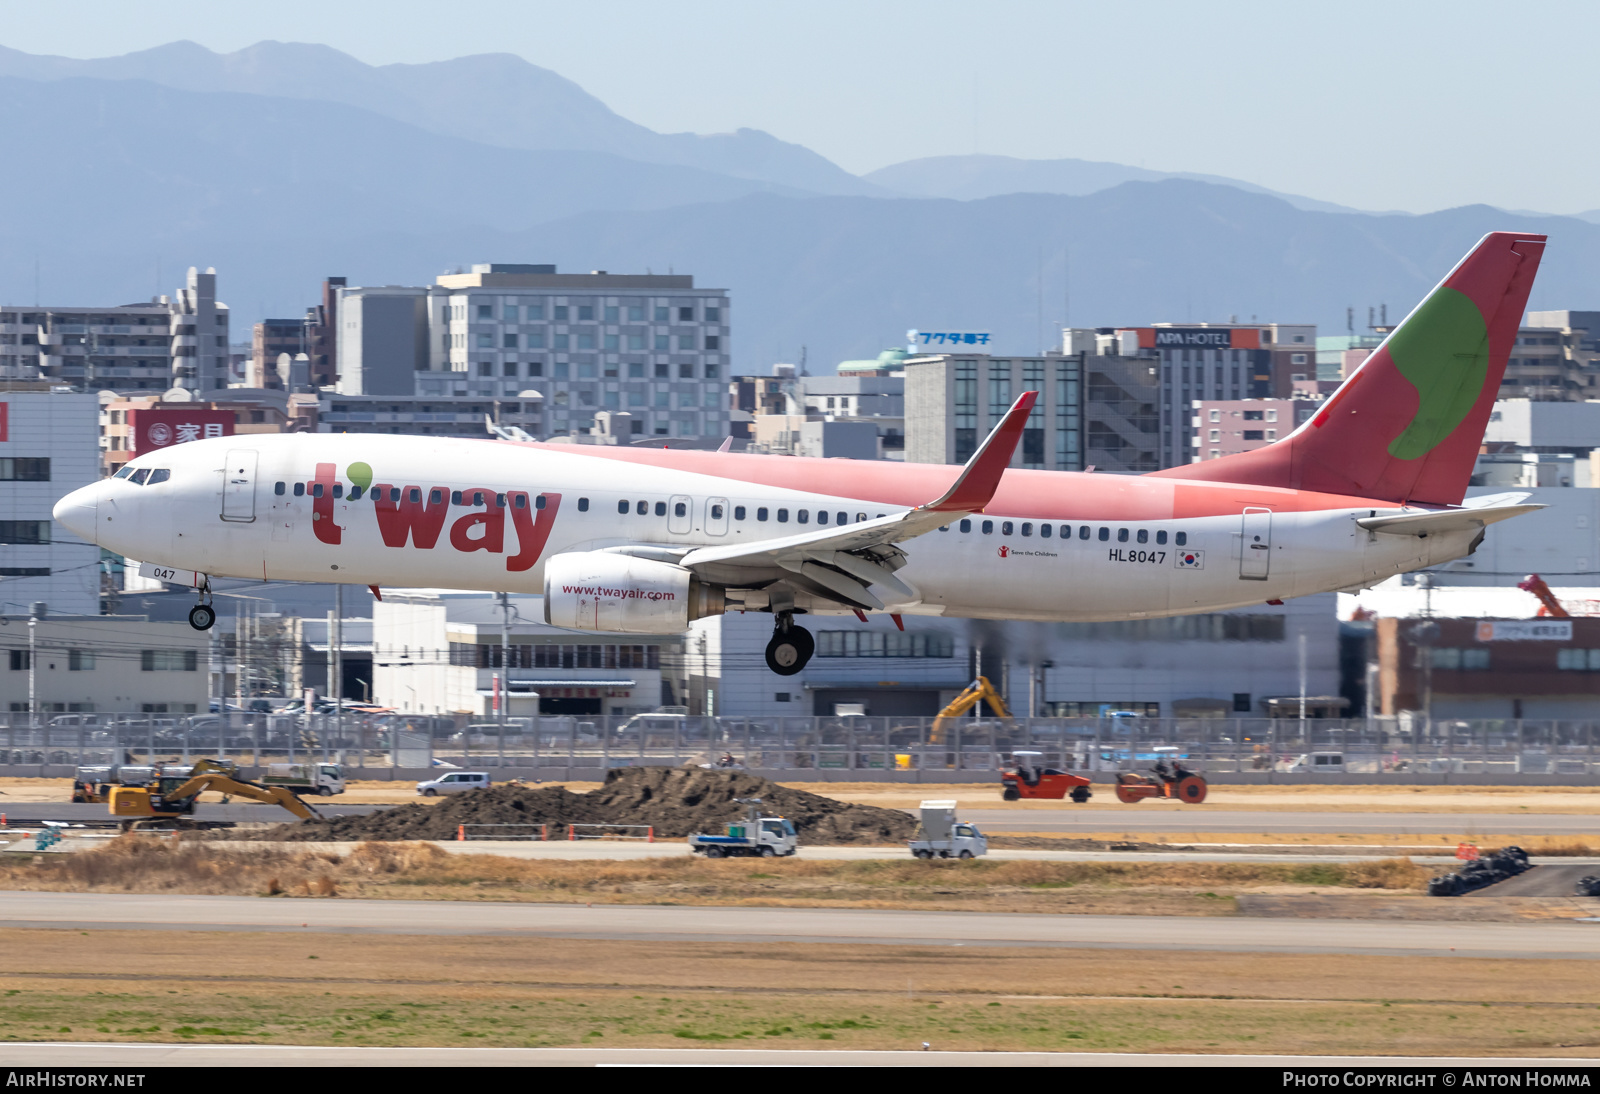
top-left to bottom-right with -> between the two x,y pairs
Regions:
5,802 -> 1595,835
2,890 -> 1597,958
4,1043 -> 1598,1067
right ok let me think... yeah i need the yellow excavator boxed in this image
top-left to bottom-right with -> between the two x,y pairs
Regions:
930,676 -> 1012,745
107,758 -> 322,828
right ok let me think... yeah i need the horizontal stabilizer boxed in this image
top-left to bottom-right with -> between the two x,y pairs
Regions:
1355,503 -> 1544,536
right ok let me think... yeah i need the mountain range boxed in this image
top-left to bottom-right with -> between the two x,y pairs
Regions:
0,40 -> 1593,370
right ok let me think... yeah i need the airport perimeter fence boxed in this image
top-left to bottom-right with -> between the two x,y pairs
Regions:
4,711 -> 1600,781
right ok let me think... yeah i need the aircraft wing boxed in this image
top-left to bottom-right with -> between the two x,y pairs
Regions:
1356,500 -> 1544,536
621,391 -> 1037,611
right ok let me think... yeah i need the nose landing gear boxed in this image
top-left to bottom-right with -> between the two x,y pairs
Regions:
187,580 -> 216,632
764,612 -> 814,675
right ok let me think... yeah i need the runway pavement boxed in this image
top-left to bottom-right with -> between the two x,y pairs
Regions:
3,1043 -> 1597,1067
961,809 -> 1600,835
2,890 -> 1598,958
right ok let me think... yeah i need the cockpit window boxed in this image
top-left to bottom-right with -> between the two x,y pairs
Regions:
129,469 -> 150,485
146,469 -> 171,485
113,466 -> 134,479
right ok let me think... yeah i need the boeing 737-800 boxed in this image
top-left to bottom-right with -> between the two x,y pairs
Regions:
54,232 -> 1547,676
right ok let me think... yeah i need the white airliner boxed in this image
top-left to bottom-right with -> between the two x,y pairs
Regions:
54,232 -> 1546,676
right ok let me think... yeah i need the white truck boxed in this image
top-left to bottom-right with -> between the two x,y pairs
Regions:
261,763 -> 346,797
688,798 -> 798,858
909,799 -> 988,860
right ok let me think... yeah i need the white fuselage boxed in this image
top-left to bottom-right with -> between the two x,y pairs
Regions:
56,434 -> 1479,623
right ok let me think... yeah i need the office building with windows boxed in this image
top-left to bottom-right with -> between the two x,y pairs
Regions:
0,267 -> 231,395
335,265 -> 730,440
1,386 -> 100,614
1190,398 -> 1318,462
904,354 -> 1086,470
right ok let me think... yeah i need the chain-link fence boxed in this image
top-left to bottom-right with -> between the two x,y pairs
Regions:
3,711 -> 1599,779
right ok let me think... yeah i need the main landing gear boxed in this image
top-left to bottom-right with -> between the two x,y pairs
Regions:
187,579 -> 216,632
765,612 -> 814,675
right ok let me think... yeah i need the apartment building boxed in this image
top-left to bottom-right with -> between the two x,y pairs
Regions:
317,394 -> 541,439
336,265 -> 730,440
904,354 -> 1088,470
1190,398 -> 1319,461
0,267 -> 230,394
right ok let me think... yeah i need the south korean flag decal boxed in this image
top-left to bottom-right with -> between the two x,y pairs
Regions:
1175,550 -> 1204,570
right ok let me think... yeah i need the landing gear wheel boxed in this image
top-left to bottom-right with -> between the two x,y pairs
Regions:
187,604 -> 216,631
764,622 -> 814,676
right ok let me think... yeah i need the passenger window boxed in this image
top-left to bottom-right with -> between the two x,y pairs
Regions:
837,512 -> 847,525
578,497 -> 590,512
274,481 -> 285,495
408,488 -> 420,503
535,494 -> 546,509
332,483 -> 343,498
1156,530 -> 1167,545
312,483 -> 324,498
472,491 -> 484,506
855,512 -> 866,523
293,482 -> 304,497
654,501 -> 666,516
1097,527 -> 1109,541
757,508 -> 769,521
149,469 -> 171,485
797,510 -> 809,524
617,499 -> 629,514
1175,531 -> 1187,546
674,501 -> 687,517
1021,522 -> 1032,537
452,491 -> 463,505
1136,529 -> 1148,544
637,501 -> 648,515
777,509 -> 789,523
429,489 -> 443,505
734,506 -> 746,520
1078,526 -> 1090,540
816,511 -> 828,525
515,494 -> 527,509
1001,521 -> 1013,535
981,520 -> 993,534
711,504 -> 724,520
349,486 -> 363,500
959,519 -> 971,532
1117,528 -> 1128,542
495,494 -> 505,508
1040,524 -> 1051,539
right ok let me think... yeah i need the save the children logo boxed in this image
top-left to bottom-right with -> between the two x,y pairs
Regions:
997,545 -> 1009,558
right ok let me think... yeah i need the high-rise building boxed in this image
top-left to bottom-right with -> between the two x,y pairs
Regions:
903,354 -> 1086,470
0,267 -> 230,394
336,265 -> 731,440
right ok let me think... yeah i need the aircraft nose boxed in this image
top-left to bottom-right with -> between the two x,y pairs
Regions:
52,482 -> 100,543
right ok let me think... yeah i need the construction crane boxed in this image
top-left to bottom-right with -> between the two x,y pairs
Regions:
1517,573 -> 1571,618
107,758 -> 323,827
930,676 -> 1011,745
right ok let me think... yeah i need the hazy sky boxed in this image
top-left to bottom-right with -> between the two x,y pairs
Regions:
2,0 -> 1594,215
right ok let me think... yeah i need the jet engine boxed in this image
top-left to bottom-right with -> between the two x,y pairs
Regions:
542,552 -> 725,634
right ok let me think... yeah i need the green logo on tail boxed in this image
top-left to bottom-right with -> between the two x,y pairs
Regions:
1384,287 -> 1490,461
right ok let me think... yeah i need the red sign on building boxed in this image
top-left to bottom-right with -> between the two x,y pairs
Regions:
127,408 -> 234,458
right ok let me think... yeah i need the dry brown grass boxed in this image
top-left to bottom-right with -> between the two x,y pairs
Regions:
1,930 -> 1598,1054
0,838 -> 1435,915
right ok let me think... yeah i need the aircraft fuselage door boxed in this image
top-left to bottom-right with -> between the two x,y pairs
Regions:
221,450 -> 258,523
668,494 -> 693,535
1240,507 -> 1271,580
706,497 -> 729,536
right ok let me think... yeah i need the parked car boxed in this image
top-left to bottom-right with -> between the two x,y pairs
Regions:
415,771 -> 491,797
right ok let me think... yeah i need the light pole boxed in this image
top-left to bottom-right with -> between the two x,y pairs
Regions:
27,602 -> 40,732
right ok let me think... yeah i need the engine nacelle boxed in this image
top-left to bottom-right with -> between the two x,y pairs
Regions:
542,551 -> 725,634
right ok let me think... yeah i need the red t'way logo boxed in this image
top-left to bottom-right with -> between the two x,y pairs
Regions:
367,485 -> 561,572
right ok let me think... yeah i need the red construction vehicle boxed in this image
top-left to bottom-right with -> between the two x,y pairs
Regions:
1114,751 -> 1208,804
1517,574 -> 1572,618
1000,751 -> 1092,802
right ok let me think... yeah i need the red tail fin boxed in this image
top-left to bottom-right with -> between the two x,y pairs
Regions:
1149,232 -> 1547,505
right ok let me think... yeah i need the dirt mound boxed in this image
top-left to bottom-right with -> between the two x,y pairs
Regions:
265,767 -> 917,845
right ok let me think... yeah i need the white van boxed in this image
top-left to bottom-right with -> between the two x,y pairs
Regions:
1282,751 -> 1344,773
416,771 -> 491,797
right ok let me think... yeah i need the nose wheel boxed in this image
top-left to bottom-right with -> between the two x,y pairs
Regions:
187,580 -> 216,631
764,613 -> 814,676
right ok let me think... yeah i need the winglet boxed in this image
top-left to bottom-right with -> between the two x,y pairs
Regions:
924,390 -> 1038,513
